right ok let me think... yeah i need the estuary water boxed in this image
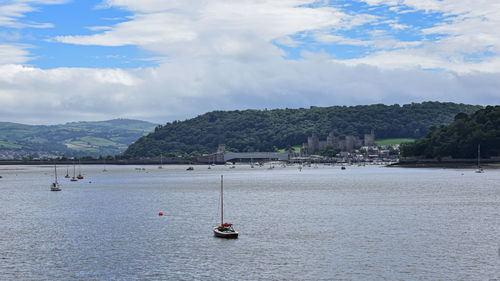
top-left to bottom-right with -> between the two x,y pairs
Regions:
1,164 -> 499,280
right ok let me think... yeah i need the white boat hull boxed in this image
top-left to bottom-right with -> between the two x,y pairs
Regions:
213,227 -> 238,239
51,183 -> 62,191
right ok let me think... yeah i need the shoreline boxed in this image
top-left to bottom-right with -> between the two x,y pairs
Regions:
390,159 -> 500,169
0,159 -> 192,166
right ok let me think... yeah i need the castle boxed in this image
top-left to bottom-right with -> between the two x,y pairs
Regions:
302,131 -> 375,155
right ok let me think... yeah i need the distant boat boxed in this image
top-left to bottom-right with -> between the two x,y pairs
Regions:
475,144 -> 484,173
51,161 -> 62,191
158,154 -> 163,169
187,166 -> 194,171
77,160 -> 84,179
64,166 -> 70,178
341,165 -> 346,170
267,159 -> 274,170
70,162 -> 78,181
213,175 -> 238,239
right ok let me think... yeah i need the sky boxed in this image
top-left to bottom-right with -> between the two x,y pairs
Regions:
0,0 -> 499,125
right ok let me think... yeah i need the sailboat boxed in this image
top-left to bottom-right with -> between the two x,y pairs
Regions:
51,161 -> 62,191
70,162 -> 78,181
77,160 -> 84,179
158,154 -> 163,169
475,144 -> 484,173
213,175 -> 238,239
64,166 -> 70,178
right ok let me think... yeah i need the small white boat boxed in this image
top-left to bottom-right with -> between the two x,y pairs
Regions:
51,162 -> 62,191
77,161 -> 84,179
475,144 -> 484,173
213,175 -> 238,239
158,154 -> 163,169
70,162 -> 78,181
214,223 -> 238,238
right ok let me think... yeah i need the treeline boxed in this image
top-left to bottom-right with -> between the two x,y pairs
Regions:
400,106 -> 500,159
124,102 -> 482,158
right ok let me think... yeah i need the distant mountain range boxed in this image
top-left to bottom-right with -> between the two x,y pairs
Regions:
0,119 -> 157,159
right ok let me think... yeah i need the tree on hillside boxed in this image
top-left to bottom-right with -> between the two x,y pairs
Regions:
400,106 -> 499,159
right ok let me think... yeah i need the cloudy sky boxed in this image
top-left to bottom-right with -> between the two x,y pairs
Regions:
1,0 -> 499,124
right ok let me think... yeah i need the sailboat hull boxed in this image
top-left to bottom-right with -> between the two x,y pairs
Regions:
51,183 -> 62,191
213,227 -> 238,239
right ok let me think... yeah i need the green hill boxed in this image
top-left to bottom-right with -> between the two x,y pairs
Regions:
400,106 -> 500,159
0,119 -> 156,158
375,138 -> 415,146
124,102 -> 482,158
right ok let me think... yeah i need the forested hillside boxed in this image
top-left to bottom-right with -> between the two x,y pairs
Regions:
124,102 -> 482,158
0,119 -> 156,158
400,106 -> 499,159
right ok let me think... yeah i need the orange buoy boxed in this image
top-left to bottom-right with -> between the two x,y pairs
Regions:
158,211 -> 163,216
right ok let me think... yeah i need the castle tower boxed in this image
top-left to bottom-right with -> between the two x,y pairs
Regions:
345,136 -> 355,152
364,130 -> 375,146
326,132 -> 335,147
307,133 -> 319,154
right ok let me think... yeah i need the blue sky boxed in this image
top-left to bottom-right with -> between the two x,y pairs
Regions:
0,0 -> 499,124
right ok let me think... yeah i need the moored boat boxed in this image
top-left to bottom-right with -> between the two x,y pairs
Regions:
475,144 -> 484,173
213,175 -> 238,239
51,161 -> 62,191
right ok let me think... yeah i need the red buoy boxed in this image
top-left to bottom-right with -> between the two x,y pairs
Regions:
158,211 -> 163,216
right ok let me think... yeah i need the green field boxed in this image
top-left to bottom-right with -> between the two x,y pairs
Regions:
278,146 -> 301,152
375,138 -> 415,146
0,139 -> 22,149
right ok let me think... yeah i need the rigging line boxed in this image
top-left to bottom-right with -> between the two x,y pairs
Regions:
214,182 -> 221,225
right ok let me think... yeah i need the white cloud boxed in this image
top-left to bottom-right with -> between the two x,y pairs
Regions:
0,0 -> 66,28
53,0 -> 500,74
56,0 -> 368,59
0,64 -> 142,123
0,44 -> 31,64
349,0 -> 500,72
0,0 -> 499,125
1,58 -> 499,125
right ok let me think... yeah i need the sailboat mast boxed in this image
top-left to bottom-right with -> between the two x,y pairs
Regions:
478,144 -> 481,168
54,161 -> 58,183
221,175 -> 224,225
